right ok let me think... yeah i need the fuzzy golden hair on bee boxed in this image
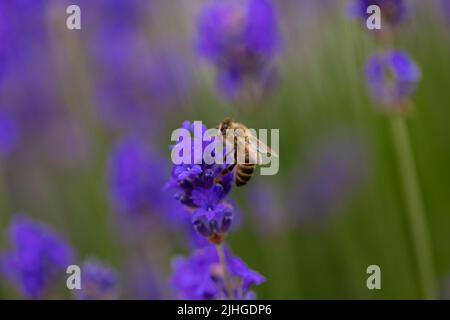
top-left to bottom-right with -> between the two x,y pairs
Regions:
217,118 -> 277,187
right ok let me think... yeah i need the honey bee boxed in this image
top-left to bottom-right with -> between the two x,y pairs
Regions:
218,118 -> 278,187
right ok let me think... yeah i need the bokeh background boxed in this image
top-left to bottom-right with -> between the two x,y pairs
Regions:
0,0 -> 450,299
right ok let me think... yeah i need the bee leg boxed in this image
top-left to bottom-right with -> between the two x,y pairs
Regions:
221,163 -> 236,175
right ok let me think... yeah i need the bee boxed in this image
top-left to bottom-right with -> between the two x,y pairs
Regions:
217,118 -> 278,187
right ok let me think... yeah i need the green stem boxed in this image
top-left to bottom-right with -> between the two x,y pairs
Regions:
0,162 -> 11,215
389,116 -> 437,299
216,243 -> 235,299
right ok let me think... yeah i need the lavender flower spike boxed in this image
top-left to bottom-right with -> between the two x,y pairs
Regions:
197,0 -> 281,98
75,259 -> 118,300
107,137 -> 167,219
365,50 -> 421,112
171,245 -> 265,300
348,0 -> 408,26
0,215 -> 74,299
165,121 -> 235,244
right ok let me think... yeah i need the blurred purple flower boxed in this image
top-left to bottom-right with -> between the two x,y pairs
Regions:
88,0 -> 144,31
165,121 -> 235,244
0,11 -> 9,78
0,0 -> 49,52
125,260 -> 167,299
292,133 -> 371,224
0,215 -> 74,299
0,110 -> 20,155
197,0 -> 281,98
83,0 -> 190,135
107,137 -> 168,219
441,0 -> 450,25
171,245 -> 265,299
348,0 -> 408,26
0,0 -> 53,133
0,2 -> 91,167
365,50 -> 421,109
93,45 -> 191,135
75,259 -> 118,300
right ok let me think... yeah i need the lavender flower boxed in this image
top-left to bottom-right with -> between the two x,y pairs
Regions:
75,260 -> 118,300
348,0 -> 408,26
107,137 -> 167,219
165,121 -> 234,244
0,215 -> 74,299
93,45 -> 190,136
0,2 -> 90,167
0,110 -> 20,156
0,1 -> 49,49
0,10 -> 9,79
85,1 -> 190,136
365,50 -> 421,110
171,245 -> 265,299
441,0 -> 450,25
197,0 -> 281,98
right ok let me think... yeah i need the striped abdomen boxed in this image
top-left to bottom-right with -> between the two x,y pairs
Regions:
235,164 -> 255,187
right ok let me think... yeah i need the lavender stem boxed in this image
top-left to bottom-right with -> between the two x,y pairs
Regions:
389,116 -> 437,299
216,243 -> 235,299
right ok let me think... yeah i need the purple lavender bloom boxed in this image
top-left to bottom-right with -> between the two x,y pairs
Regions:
84,1 -> 190,135
197,0 -> 281,98
0,0 -> 49,50
441,0 -> 450,25
75,260 -> 118,300
108,137 -> 168,219
165,121 -> 234,243
0,2 -> 90,168
0,110 -> 20,155
348,0 -> 408,26
171,245 -> 265,300
192,202 -> 234,241
166,121 -> 233,207
365,50 -> 421,109
0,215 -> 74,299
0,9 -> 9,78
93,45 -> 190,136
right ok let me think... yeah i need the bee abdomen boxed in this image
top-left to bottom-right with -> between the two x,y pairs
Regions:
235,164 -> 255,187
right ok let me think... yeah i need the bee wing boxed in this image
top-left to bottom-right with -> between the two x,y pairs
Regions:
233,129 -> 278,164
220,127 -> 278,164
231,130 -> 259,164
217,134 -> 240,164
218,134 -> 236,157
247,132 -> 279,159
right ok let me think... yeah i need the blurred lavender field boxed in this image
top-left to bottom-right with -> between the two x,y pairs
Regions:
1,0 -> 450,299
